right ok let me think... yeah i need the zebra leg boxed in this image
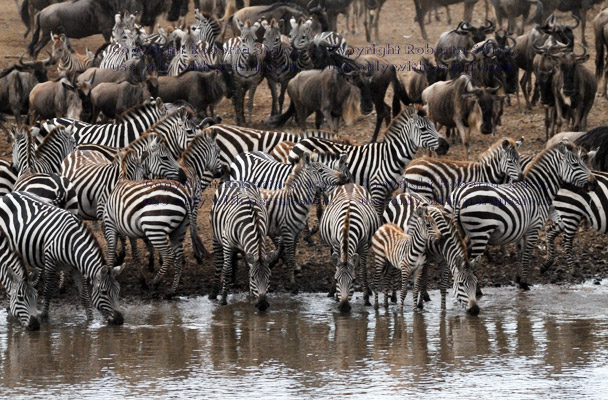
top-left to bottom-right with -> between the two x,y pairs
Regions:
358,245 -> 372,306
115,234 -> 127,266
282,232 -> 299,294
70,268 -> 93,320
41,257 -> 58,321
562,224 -> 580,272
168,222 -> 188,297
400,266 -> 412,311
104,222 -> 118,272
518,230 -> 540,291
541,223 -> 563,274
247,84 -> 259,126
146,230 -> 176,290
267,78 -> 280,117
412,266 -> 425,310
439,260 -> 449,311
209,238 -> 224,300
220,247 -> 235,306
278,83 -> 288,114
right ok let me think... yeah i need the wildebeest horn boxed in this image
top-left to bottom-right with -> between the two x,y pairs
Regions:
506,35 -> 517,47
41,51 -> 53,65
533,38 -> 551,54
482,19 -> 495,33
455,21 -> 470,34
19,52 -> 35,66
566,14 -> 580,30
573,42 -> 587,59
306,0 -> 319,9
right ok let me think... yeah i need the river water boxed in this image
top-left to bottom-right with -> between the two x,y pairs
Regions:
1,283 -> 608,399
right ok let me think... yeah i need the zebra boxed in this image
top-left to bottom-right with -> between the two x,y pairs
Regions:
288,17 -> 314,71
13,172 -> 79,215
269,140 -> 297,163
312,31 -> 350,56
223,18 -> 265,126
61,134 -> 187,221
14,124 -> 76,175
167,26 -> 218,76
447,141 -> 597,291
261,18 -> 298,116
42,99 -> 168,148
0,229 -> 40,330
371,209 -> 443,310
99,13 -> 139,69
289,105 -> 450,216
0,191 -> 124,324
383,193 -> 480,314
320,183 -> 380,311
0,159 -> 17,196
402,137 -> 525,205
203,123 -> 349,169
209,181 -> 274,310
50,33 -> 93,74
253,152 -> 349,289
542,170 -> 608,274
193,8 -> 222,44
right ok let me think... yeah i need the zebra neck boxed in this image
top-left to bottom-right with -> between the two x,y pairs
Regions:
479,157 -> 503,182
524,162 -> 562,204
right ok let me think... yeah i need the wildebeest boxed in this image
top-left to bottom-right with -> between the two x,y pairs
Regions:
157,67 -> 235,118
17,0 -> 62,38
76,56 -> 157,89
536,0 -> 605,46
28,74 -> 93,123
489,0 -> 544,35
469,37 -> 519,97
552,45 -> 597,135
26,0 -> 184,58
422,74 -> 504,159
413,0 -> 480,41
593,8 -> 608,96
403,57 -> 448,103
435,19 -> 495,67
0,54 -> 52,125
90,74 -> 159,121
269,66 -> 374,132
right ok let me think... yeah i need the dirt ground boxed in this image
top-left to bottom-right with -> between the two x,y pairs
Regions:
0,0 -> 607,304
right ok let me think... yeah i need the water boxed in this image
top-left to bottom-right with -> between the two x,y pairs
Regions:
1,284 -> 608,399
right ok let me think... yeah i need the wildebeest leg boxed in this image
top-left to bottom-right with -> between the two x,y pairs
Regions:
294,101 -> 308,131
321,104 -> 338,132
369,99 -> 389,143
233,85 -> 244,126
314,112 -> 323,129
445,6 -> 452,25
520,71 -> 532,110
267,78 -> 279,116
455,119 -> 470,160
278,82 -> 288,113
413,0 -> 429,41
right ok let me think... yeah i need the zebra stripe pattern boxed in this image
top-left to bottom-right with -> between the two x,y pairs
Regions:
447,142 -> 597,290
288,18 -> 314,71
209,181 -> 273,310
320,183 -> 380,311
290,105 -> 450,216
0,229 -> 40,330
13,172 -> 78,215
402,137 -> 524,205
51,34 -> 93,74
0,191 -> 124,324
371,210 -> 441,310
383,193 -> 479,314
312,31 -> 350,56
0,159 -> 17,196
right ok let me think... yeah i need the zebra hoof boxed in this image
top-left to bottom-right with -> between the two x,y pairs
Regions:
423,292 -> 431,302
364,299 -> 372,307
220,297 -> 228,306
540,261 -> 554,274
518,281 -> 531,291
390,293 -> 397,304
208,290 -> 218,300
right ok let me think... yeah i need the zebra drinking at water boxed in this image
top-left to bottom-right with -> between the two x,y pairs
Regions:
320,183 -> 380,311
209,181 -> 275,310
447,141 -> 597,291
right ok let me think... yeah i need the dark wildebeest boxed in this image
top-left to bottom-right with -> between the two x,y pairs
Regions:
489,0 -> 544,35
0,54 -> 52,125
90,75 -> 159,121
157,67 -> 235,118
413,0 -> 480,41
422,74 -> 504,159
573,126 -> 608,172
592,8 -> 608,96
269,66 -> 374,133
18,0 -> 63,38
26,0 -> 184,58
536,0 -> 605,46
552,45 -> 597,136
435,19 -> 495,67
76,53 -> 158,90
28,74 -> 93,123
469,37 -> 519,97
403,57 -> 448,104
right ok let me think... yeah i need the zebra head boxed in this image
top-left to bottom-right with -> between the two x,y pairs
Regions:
305,152 -> 350,192
235,17 -> 262,69
289,17 -> 313,51
120,149 -> 147,180
50,33 -> 70,64
487,137 -> 524,183
247,252 -> 272,311
428,207 -> 480,315
192,9 -> 217,44
91,265 -> 123,325
5,266 -> 40,330
182,129 -> 224,179
261,19 -> 283,55
393,105 -> 449,156
333,251 -> 357,312
557,141 -> 598,191
146,135 -> 188,183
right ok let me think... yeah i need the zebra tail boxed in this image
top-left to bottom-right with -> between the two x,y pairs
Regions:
26,11 -> 40,56
267,100 -> 295,128
390,68 -> 409,118
20,0 -> 30,37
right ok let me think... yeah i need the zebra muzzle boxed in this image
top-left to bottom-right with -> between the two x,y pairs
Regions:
26,315 -> 40,331
255,295 -> 269,311
107,310 -> 124,325
338,300 -> 352,313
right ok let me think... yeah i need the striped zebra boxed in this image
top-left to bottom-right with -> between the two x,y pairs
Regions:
50,33 -> 93,74
0,229 -> 40,330
290,105 -> 450,216
312,31 -> 350,56
447,141 -> 597,291
320,183 -> 380,311
167,27 -> 218,76
542,170 -> 608,273
223,18 -> 265,126
0,159 -> 17,196
255,152 -> 349,288
209,181 -> 274,310
402,137 -> 524,205
13,172 -> 78,215
269,140 -> 297,162
203,124 -> 349,168
371,210 -> 442,310
261,19 -> 297,116
99,13 -> 138,69
19,124 -> 75,175
0,191 -> 124,324
193,8 -> 222,44
43,99 -> 168,147
383,193 -> 479,314
61,134 -> 186,220
288,18 -> 314,71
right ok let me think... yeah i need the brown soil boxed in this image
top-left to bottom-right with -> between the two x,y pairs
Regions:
0,0 -> 606,303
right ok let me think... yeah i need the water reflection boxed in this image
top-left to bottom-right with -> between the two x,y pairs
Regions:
1,285 -> 608,397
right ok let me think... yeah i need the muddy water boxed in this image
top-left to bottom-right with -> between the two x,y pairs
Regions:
1,284 -> 608,398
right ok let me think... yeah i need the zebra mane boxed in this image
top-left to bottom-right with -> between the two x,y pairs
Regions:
119,149 -> 138,179
115,102 -> 159,123
144,107 -> 194,134
383,104 -> 427,143
284,156 -> 307,189
524,141 -> 577,175
341,202 -> 350,264
37,125 -> 67,153
248,190 -> 266,261
478,137 -> 516,161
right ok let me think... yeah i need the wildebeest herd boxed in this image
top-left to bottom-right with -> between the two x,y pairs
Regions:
0,0 -> 607,331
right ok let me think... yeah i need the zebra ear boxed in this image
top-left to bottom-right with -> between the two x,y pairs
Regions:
558,141 -> 568,154
301,151 -> 311,165
235,16 -> 244,32
261,20 -> 270,31
140,150 -> 150,162
338,153 -> 348,167
331,252 -> 340,266
516,136 -> 524,149
290,17 -> 297,30
207,130 -> 218,143
112,265 -> 125,278
415,205 -> 427,218
502,139 -> 510,149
